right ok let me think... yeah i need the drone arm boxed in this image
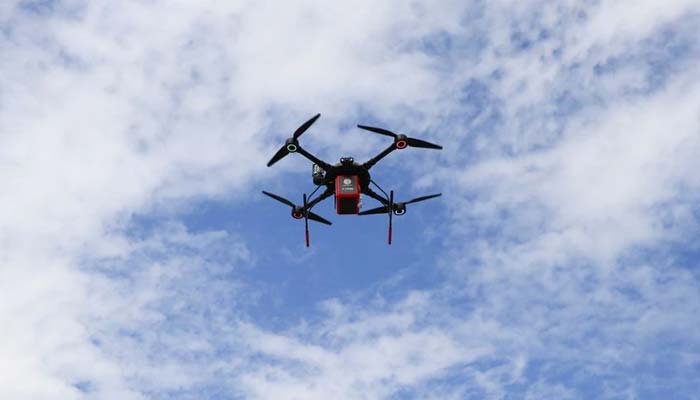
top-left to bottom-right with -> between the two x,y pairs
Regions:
306,187 -> 334,210
361,143 -> 396,170
297,147 -> 332,170
362,186 -> 391,206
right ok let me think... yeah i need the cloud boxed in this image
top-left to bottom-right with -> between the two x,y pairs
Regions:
234,2 -> 700,399
238,292 -> 492,400
455,72 -> 700,266
1,0 -> 699,399
0,0 -> 467,397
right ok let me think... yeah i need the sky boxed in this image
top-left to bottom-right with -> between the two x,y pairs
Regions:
1,0 -> 700,399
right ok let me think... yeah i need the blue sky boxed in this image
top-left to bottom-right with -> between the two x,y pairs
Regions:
2,1 -> 700,399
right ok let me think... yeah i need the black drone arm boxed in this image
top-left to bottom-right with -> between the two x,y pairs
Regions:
361,143 -> 396,170
361,185 -> 390,206
297,147 -> 332,171
306,187 -> 335,210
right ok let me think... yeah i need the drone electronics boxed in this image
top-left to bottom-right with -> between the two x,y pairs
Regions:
262,113 -> 442,246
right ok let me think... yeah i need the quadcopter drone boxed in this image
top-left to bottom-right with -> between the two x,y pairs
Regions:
262,113 -> 442,246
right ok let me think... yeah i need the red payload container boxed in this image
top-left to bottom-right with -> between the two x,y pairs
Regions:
335,175 -> 360,214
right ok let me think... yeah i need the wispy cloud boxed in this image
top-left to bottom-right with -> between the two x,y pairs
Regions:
1,1 -> 699,399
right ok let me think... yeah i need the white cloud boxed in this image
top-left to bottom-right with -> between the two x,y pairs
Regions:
0,0 -> 468,397
237,293 -> 492,400
455,71 -> 700,266
1,0 -> 700,399
234,2 -> 700,398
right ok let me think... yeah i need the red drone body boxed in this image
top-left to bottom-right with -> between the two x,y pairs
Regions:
335,175 -> 361,214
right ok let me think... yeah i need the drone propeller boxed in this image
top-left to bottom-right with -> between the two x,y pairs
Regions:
357,125 -> 442,150
358,205 -> 392,215
358,193 -> 442,215
262,190 -> 295,207
267,114 -> 321,167
261,191 -> 332,226
358,191 -> 440,245
405,193 -> 443,204
294,114 -> 321,139
267,146 -> 290,168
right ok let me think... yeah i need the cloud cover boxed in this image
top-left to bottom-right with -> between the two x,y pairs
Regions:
1,0 -> 700,399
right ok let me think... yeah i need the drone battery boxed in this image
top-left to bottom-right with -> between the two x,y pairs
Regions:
335,175 -> 360,214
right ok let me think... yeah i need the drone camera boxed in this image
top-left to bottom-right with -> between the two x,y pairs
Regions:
340,157 -> 354,165
312,164 -> 325,185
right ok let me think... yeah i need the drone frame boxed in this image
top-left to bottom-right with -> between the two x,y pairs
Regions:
262,113 -> 442,246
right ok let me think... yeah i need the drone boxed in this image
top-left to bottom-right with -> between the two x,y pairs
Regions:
262,113 -> 442,246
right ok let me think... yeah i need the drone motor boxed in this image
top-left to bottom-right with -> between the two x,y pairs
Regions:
292,209 -> 304,219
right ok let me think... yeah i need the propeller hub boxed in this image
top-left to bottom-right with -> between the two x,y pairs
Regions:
284,137 -> 299,153
395,134 -> 408,149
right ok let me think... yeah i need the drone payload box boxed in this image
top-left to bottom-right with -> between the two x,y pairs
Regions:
335,175 -> 360,214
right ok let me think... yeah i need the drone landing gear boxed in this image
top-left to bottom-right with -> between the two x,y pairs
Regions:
304,193 -> 310,247
388,190 -> 394,245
